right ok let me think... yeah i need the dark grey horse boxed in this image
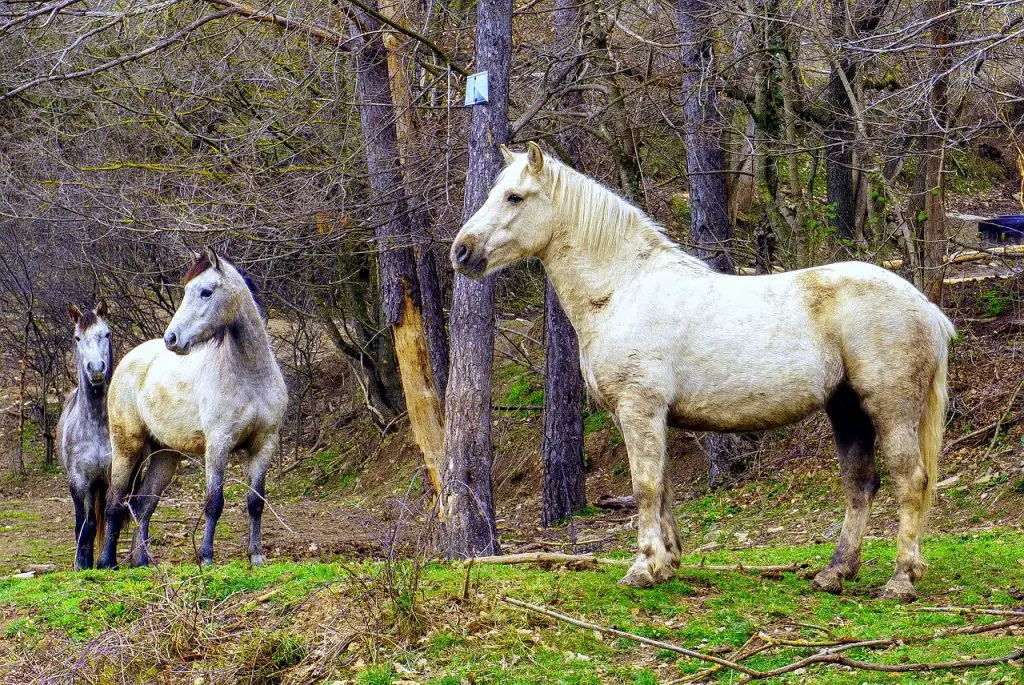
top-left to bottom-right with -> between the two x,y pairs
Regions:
57,301 -> 113,570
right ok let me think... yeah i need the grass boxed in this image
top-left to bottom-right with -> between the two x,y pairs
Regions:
1,531 -> 1021,683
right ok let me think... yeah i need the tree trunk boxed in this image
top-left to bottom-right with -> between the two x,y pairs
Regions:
910,0 -> 955,304
438,0 -> 511,557
541,0 -> 588,527
825,0 -> 892,243
350,2 -> 446,493
677,0 -> 732,272
380,0 -> 450,400
825,1 -> 857,241
541,282 -> 586,526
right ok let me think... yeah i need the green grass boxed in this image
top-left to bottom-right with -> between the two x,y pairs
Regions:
1,532 -> 1021,682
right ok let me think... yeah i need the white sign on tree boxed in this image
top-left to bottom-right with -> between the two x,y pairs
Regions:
464,71 -> 489,105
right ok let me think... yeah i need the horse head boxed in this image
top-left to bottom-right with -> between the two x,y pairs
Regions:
68,299 -> 112,388
164,246 -> 250,355
451,141 -> 556,278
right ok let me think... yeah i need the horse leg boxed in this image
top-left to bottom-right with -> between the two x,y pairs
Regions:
878,423 -> 929,601
69,479 -> 94,571
659,479 -> 682,569
246,434 -> 277,566
198,444 -> 229,567
129,452 -> 178,567
812,384 -> 878,594
616,398 -> 675,587
98,427 -> 147,570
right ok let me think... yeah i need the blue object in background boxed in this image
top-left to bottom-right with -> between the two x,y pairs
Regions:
978,215 -> 1024,244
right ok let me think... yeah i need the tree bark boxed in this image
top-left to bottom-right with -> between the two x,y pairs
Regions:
540,0 -> 588,527
825,0 -> 891,242
380,0 -> 450,400
910,0 -> 955,304
677,0 -> 732,272
438,0 -> 512,557
350,2 -> 446,493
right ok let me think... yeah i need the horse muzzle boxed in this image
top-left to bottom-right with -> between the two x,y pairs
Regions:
450,238 -> 488,278
163,330 -> 192,355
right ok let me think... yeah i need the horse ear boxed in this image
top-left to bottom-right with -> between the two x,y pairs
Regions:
204,246 -> 221,272
95,298 -> 107,318
526,141 -> 544,174
67,304 -> 82,323
500,144 -> 515,165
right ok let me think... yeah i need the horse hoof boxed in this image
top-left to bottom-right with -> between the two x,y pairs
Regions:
618,560 -> 656,588
878,581 -> 918,602
810,569 -> 844,595
249,554 -> 265,567
198,557 -> 214,568
96,559 -> 119,571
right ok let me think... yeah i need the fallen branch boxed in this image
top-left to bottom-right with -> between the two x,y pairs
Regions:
944,410 -> 1024,452
469,553 -> 806,575
501,596 -> 761,675
502,596 -> 1024,683
913,606 -> 1024,617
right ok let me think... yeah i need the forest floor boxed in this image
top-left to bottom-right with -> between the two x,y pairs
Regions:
1,278 -> 1023,683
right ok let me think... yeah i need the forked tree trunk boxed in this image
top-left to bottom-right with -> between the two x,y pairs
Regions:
677,0 -> 732,272
438,0 -> 511,557
350,2 -> 445,494
541,0 -> 587,526
380,0 -> 450,400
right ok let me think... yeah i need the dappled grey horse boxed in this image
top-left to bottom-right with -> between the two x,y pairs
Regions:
58,301 -> 113,570
98,248 -> 287,569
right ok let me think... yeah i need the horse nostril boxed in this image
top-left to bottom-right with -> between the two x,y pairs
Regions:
165,332 -> 178,348
455,243 -> 469,264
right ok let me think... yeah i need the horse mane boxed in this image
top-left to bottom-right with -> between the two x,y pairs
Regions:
77,309 -> 99,331
538,156 -> 708,269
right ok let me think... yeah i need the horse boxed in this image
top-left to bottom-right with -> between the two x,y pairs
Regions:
97,248 -> 287,569
57,301 -> 113,570
450,142 -> 955,601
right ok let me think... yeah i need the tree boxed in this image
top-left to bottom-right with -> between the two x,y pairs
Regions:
540,0 -> 588,527
677,0 -> 733,273
349,0 -> 446,493
438,0 -> 513,557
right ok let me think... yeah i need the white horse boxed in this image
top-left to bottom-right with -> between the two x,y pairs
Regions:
98,248 -> 287,568
58,301 -> 113,570
451,142 -> 954,600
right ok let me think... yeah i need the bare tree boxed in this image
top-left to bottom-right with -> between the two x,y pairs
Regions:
438,0 -> 513,557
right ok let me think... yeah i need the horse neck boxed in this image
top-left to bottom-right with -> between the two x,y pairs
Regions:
539,184 -> 709,335
220,297 -> 274,374
74,357 -> 108,424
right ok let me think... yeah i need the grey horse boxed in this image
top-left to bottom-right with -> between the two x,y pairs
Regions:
57,301 -> 113,570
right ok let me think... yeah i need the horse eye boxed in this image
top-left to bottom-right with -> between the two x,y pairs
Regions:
507,193 -> 523,204
74,335 -> 81,341
200,288 -> 213,299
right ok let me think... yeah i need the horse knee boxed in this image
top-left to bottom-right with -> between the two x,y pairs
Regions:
246,492 -> 264,520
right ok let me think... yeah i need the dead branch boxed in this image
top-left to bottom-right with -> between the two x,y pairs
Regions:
500,596 -> 762,675
944,410 -> 1024,452
503,596 -> 1024,683
470,552 -> 806,574
913,606 -> 1024,617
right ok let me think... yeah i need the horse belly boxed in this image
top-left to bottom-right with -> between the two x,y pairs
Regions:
138,387 -> 206,456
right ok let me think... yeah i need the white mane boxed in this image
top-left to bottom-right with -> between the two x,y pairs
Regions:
541,156 -> 704,268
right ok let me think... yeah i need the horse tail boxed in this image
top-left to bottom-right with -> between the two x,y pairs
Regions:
920,305 -> 953,510
94,485 -> 106,552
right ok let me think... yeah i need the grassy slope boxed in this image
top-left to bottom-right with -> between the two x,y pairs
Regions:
2,519 -> 1021,683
